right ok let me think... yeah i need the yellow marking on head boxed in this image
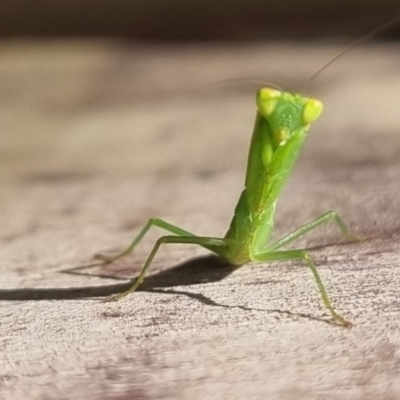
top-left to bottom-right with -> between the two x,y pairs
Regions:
257,88 -> 282,117
259,88 -> 282,99
303,99 -> 323,125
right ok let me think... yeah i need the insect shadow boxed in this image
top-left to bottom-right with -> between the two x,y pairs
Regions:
0,254 -> 339,326
0,255 -> 235,302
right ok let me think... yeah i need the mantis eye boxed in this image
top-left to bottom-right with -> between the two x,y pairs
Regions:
303,99 -> 323,124
257,88 -> 281,117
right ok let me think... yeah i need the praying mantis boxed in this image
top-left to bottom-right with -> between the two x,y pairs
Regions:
93,15 -> 400,326
95,87 -> 359,327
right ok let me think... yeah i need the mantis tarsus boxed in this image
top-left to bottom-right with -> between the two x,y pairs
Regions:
95,88 -> 359,327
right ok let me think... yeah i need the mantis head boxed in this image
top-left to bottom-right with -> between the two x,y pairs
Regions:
256,88 -> 323,146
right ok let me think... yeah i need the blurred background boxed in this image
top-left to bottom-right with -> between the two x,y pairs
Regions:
0,0 -> 399,40
1,1 -> 400,239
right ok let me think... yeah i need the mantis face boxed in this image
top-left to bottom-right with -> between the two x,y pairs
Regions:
256,88 -> 323,146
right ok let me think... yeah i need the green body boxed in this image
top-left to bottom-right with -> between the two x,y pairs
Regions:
224,92 -> 313,264
94,88 -> 358,327
219,89 -> 321,264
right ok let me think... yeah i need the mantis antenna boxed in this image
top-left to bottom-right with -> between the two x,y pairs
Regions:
208,78 -> 282,91
209,15 -> 400,92
305,14 -> 400,87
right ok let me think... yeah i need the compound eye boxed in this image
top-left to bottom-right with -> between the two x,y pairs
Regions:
303,99 -> 323,124
257,88 -> 281,117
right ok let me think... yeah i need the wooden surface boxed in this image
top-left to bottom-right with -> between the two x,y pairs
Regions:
1,41 -> 400,399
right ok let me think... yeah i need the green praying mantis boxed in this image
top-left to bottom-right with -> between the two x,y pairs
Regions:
95,87 -> 359,327
92,16 -> 400,326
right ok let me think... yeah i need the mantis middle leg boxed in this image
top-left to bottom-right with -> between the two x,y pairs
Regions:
95,218 -> 199,263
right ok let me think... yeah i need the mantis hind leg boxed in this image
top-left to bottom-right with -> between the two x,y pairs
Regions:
95,218 -> 198,263
252,249 -> 351,327
266,210 -> 360,252
105,235 -> 230,301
